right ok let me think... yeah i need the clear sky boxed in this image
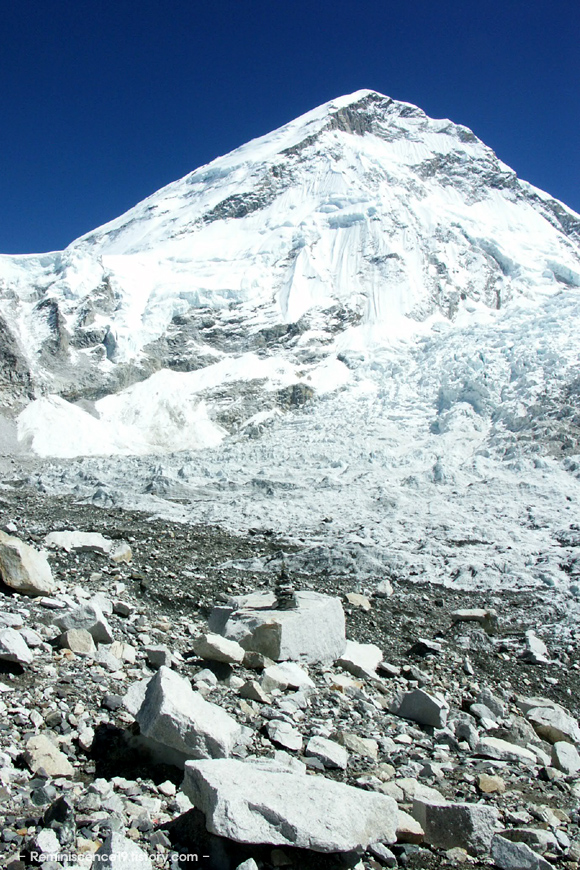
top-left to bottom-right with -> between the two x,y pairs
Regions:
2,0 -> 579,254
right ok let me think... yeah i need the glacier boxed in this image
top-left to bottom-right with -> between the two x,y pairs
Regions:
2,89 -> 580,602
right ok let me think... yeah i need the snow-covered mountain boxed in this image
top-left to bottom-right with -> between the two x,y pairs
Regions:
3,89 -> 580,599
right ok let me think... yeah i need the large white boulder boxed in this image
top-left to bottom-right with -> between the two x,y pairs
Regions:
217,590 -> 346,663
0,531 -> 54,595
182,758 -> 398,852
135,666 -> 245,760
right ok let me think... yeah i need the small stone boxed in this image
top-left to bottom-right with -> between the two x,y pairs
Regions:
95,832 -> 152,869
337,639 -> 383,678
109,641 -> 136,664
391,688 -> 449,728
374,579 -> 393,597
57,628 -> 96,657
113,600 -> 133,617
145,645 -> 172,669
25,735 -> 74,777
239,680 -> 270,703
306,736 -> 348,770
451,608 -> 498,633
193,633 -> 246,664
522,630 -> 550,664
346,592 -> 372,610
266,720 -> 303,752
397,809 -> 424,844
111,543 -> 132,563
0,628 -> 33,665
552,740 -> 580,775
336,732 -> 378,760
261,661 -> 314,692
193,668 -> 218,686
54,600 -> 114,644
158,780 -> 176,797
477,773 -> 506,794
242,650 -> 275,670
368,842 -> 397,866
78,726 -> 94,752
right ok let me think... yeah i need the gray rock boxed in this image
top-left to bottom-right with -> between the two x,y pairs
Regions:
0,627 -> 33,665
57,628 -> 96,657
261,661 -> 314,691
0,531 -> 55,595
337,639 -> 383,678
306,735 -> 348,769
31,828 -> 60,861
391,688 -> 449,728
25,734 -> 74,777
412,798 -> 499,855
451,608 -> 497,633
266,719 -> 303,752
552,740 -> 580,775
145,644 -> 172,669
475,736 -> 536,764
95,832 -> 153,870
522,631 -> 549,664
336,731 -> 378,759
491,834 -> 551,870
53,600 -> 114,644
500,828 -> 559,855
193,633 -> 245,664
135,666 -> 245,760
220,590 -> 346,663
239,680 -> 270,703
182,758 -> 398,852
525,704 -> 580,744
368,842 -> 397,865
45,530 -> 114,554
374,579 -> 394,597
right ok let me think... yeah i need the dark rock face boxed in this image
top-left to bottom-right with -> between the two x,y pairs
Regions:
0,313 -> 33,400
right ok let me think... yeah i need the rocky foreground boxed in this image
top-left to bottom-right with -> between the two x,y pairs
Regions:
1,488 -> 580,870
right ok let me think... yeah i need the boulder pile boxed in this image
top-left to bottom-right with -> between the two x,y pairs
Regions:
1,492 -> 580,870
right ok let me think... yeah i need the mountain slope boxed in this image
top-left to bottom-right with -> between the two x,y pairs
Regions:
1,89 -> 579,414
3,90 -> 580,601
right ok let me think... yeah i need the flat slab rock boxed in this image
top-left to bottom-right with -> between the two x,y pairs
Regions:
45,530 -> 114,554
182,758 -> 398,852
216,590 -> 346,664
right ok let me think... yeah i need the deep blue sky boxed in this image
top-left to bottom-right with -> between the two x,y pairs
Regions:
1,0 -> 579,254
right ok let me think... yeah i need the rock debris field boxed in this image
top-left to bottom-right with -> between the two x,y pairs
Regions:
1,488 -> 580,870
